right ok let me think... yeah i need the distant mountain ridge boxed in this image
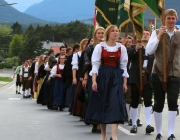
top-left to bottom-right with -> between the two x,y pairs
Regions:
0,0 -> 49,24
24,0 -> 180,26
24,0 -> 95,23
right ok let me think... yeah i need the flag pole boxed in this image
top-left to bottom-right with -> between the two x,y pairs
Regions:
125,23 -> 128,37
162,0 -> 167,91
138,43 -> 143,96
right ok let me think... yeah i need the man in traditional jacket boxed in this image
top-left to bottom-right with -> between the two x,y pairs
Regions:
146,9 -> 179,140
128,29 -> 154,134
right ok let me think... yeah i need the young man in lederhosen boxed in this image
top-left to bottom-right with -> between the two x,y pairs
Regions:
20,60 -> 32,98
146,9 -> 179,140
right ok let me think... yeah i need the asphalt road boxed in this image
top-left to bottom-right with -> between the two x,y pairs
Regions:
0,79 -> 180,140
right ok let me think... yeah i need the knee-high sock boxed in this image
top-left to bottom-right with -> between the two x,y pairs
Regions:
154,111 -> 162,135
137,104 -> 142,120
23,91 -> 25,96
16,86 -> 18,91
25,90 -> 28,96
18,86 -> 21,93
126,103 -> 131,120
28,88 -> 31,95
144,106 -> 152,126
168,111 -> 177,137
130,107 -> 138,126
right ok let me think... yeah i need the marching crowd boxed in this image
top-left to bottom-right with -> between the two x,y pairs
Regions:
13,9 -> 179,140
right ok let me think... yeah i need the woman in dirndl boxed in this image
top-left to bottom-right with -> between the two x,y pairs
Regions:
37,56 -> 49,104
82,26 -> 105,133
86,25 -> 128,140
50,54 -> 66,111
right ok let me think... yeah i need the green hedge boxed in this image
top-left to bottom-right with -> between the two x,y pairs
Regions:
0,63 -> 5,69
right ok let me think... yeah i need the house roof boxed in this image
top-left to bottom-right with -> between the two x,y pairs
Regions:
51,46 -> 60,55
42,40 -> 64,50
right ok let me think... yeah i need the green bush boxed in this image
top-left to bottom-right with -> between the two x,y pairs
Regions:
0,63 -> 5,69
3,56 -> 19,68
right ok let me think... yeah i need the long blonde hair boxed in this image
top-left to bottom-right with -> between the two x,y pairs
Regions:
93,27 -> 105,46
38,55 -> 44,69
80,38 -> 88,51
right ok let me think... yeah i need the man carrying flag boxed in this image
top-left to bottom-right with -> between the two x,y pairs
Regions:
124,0 -> 155,134
146,9 -> 179,140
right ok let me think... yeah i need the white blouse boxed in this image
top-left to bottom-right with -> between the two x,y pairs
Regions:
50,64 -> 64,77
71,51 -> 82,70
44,62 -> 49,69
90,42 -> 129,78
34,62 -> 39,74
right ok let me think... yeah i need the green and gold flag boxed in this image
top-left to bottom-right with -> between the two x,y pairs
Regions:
125,0 -> 145,40
95,0 -> 119,28
116,0 -> 131,30
142,0 -> 163,19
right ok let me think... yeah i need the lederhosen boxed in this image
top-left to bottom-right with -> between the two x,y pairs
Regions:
16,68 -> 22,87
152,31 -> 180,113
22,67 -> 31,91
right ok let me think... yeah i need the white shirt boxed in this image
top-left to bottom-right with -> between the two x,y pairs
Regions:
146,29 -> 176,55
71,51 -> 82,70
89,42 -> 129,77
34,62 -> 39,74
50,64 -> 64,77
44,62 -> 49,69
19,66 -> 29,77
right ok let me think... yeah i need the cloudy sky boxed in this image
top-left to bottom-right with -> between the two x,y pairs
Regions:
5,0 -> 43,12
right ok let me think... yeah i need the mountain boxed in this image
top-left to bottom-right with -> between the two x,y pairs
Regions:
25,0 -> 180,26
25,0 -> 95,23
0,0 -> 49,24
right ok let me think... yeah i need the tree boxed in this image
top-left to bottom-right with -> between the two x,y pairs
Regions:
9,34 -> 23,57
3,56 -> 20,68
0,24 -> 12,36
0,25 -> 13,58
0,50 -> 5,57
11,22 -> 23,35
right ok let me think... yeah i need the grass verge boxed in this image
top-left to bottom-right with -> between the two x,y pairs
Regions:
0,77 -> 13,82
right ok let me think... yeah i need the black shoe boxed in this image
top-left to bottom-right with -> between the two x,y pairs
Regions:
52,106 -> 58,110
23,96 -> 28,99
28,95 -> 31,98
91,125 -> 97,133
110,137 -> 113,140
146,125 -> 154,134
137,119 -> 142,127
156,134 -> 163,140
18,92 -> 21,94
167,134 -> 176,140
128,119 -> 132,126
79,117 -> 84,121
130,125 -> 137,133
96,129 -> 101,134
59,107 -> 64,111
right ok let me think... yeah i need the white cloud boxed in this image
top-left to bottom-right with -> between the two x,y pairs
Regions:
5,0 -> 43,12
